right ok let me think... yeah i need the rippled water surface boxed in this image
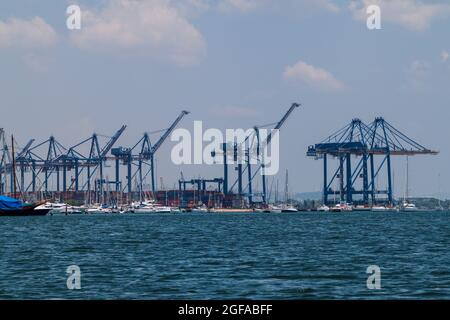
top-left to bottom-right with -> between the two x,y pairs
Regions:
1,212 -> 450,299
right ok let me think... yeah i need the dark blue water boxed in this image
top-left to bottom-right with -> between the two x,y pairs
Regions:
1,212 -> 450,299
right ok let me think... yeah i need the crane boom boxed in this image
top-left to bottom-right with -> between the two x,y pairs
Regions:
17,139 -> 35,158
100,125 -> 127,158
150,110 -> 189,154
265,102 -> 300,146
253,102 -> 300,205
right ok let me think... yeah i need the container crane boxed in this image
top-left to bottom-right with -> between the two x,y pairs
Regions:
148,110 -> 190,193
252,102 -> 300,204
223,103 -> 300,205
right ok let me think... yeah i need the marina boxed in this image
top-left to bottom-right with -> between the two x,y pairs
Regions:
1,0 -> 450,304
0,104 -> 440,216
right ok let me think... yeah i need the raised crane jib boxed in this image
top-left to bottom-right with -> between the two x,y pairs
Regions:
16,139 -> 35,158
100,125 -> 127,158
150,110 -> 190,154
262,102 -> 300,147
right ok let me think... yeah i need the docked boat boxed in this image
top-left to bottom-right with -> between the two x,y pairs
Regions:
371,205 -> 388,212
317,205 -> 330,212
263,205 -> 282,213
133,200 -> 172,213
193,205 -> 208,213
170,207 -> 182,214
280,170 -> 298,213
281,205 -> 298,213
330,202 -> 353,212
36,202 -> 71,214
353,205 -> 371,212
401,201 -> 419,212
401,157 -> 419,212
0,196 -> 50,216
209,208 -> 255,213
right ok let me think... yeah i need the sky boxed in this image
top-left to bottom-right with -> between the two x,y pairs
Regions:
1,0 -> 450,198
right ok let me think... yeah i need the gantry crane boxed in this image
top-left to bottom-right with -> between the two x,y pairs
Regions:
307,117 -> 438,205
112,110 -> 189,200
218,103 -> 300,205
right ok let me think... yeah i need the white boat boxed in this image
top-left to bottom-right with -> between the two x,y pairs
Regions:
353,205 -> 371,211
401,157 -> 419,212
37,202 -> 71,213
170,207 -> 181,214
134,202 -> 172,213
87,206 -> 101,213
281,205 -> 298,212
371,205 -> 388,212
401,201 -> 418,212
330,203 -> 353,212
317,205 -> 330,212
280,170 -> 298,213
263,205 -> 282,213
134,206 -> 155,213
193,205 -> 209,213
153,206 -> 172,213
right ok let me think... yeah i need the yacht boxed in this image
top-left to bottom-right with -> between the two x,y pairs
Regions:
37,202 -> 71,214
153,206 -> 172,213
133,200 -> 172,213
371,205 -> 388,212
330,203 -> 353,212
170,207 -> 182,214
193,205 -> 209,213
281,205 -> 298,213
317,205 -> 330,212
263,205 -> 282,213
401,201 -> 418,212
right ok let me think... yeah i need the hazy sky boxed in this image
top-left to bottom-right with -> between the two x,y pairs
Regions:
1,0 -> 449,197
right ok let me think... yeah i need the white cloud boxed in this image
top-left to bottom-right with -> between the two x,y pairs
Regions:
0,17 -> 57,48
218,0 -> 266,13
180,0 -> 268,13
441,50 -> 449,62
70,0 -> 206,66
349,0 -> 450,31
283,60 -> 345,92
303,0 -> 340,13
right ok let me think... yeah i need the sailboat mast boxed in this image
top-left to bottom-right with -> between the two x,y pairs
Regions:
11,135 -> 17,198
285,169 -> 289,203
406,156 -> 409,201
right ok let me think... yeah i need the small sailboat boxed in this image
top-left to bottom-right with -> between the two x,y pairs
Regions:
401,156 -> 418,212
0,196 -> 50,216
0,135 -> 50,216
281,170 -> 298,212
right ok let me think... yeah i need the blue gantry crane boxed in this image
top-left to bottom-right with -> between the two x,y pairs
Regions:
112,110 -> 189,200
220,103 -> 300,206
307,117 -> 438,206
3,126 -> 126,201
